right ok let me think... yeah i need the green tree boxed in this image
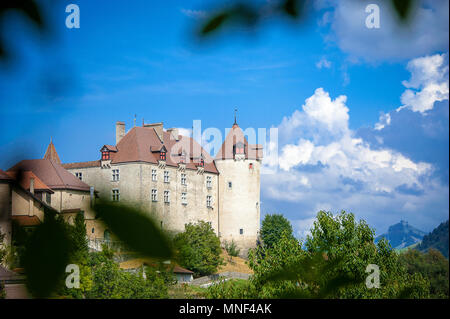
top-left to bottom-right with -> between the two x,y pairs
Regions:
248,211 -> 429,299
399,248 -> 449,298
86,249 -> 168,299
206,279 -> 254,299
57,212 -> 93,299
174,221 -> 223,276
224,240 -> 240,258
248,230 -> 306,298
304,211 -> 429,298
260,214 -> 294,248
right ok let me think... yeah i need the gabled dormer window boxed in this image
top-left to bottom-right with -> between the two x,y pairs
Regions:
198,155 -> 205,167
160,151 -> 166,161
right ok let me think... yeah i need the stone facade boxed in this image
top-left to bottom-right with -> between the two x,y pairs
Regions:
63,120 -> 263,256
215,159 -> 261,257
67,162 -> 219,238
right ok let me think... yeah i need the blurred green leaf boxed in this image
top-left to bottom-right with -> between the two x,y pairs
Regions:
23,210 -> 71,298
0,0 -> 46,60
391,0 -> 414,20
93,201 -> 174,259
201,12 -> 231,35
280,0 -> 301,18
0,0 -> 44,28
199,3 -> 259,36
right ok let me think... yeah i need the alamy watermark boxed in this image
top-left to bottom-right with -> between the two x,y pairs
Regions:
65,264 -> 80,289
365,264 -> 380,289
65,4 -> 80,29
365,4 -> 380,29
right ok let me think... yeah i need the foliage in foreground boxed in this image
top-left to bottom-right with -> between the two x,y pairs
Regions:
174,221 -> 223,277
224,239 -> 240,258
416,220 -> 449,258
85,249 -> 169,299
210,211 -> 432,299
399,248 -> 449,298
260,213 -> 294,249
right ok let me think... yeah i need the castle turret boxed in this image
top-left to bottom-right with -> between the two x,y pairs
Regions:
43,138 -> 61,164
214,120 -> 263,256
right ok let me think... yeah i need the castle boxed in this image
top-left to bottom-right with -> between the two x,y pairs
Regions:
0,119 -> 262,256
60,119 -> 263,255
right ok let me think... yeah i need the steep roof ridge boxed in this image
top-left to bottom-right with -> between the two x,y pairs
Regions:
48,159 -> 66,187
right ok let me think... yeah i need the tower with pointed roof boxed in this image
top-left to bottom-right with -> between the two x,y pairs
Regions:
214,117 -> 263,256
43,138 -> 61,164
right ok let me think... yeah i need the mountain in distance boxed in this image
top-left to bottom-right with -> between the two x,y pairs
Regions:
375,220 -> 426,250
416,220 -> 449,258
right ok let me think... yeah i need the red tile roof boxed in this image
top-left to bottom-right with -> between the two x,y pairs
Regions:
11,215 -> 42,227
215,123 -> 263,160
172,265 -> 194,274
0,169 -> 13,181
5,171 -> 53,193
8,159 -> 91,192
62,160 -> 101,169
43,140 -> 61,164
107,126 -> 218,174
103,145 -> 118,152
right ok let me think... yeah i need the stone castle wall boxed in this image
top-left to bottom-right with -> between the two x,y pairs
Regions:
67,162 -> 220,238
215,158 -> 261,257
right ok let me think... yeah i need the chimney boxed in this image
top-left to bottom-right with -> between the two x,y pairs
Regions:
143,122 -> 164,142
116,121 -> 125,144
167,128 -> 179,141
30,177 -> 35,195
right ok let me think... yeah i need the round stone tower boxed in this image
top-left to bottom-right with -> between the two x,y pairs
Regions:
214,121 -> 263,257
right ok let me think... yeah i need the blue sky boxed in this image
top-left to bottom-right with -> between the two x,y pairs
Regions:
0,0 -> 448,237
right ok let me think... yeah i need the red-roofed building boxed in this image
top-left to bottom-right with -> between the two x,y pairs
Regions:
3,147 -> 104,245
61,119 -> 263,256
0,169 -> 49,246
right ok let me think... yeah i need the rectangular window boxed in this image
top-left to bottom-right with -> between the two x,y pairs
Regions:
228,181 -> 232,189
151,189 -> 157,202
206,176 -> 212,189
112,169 -> 120,181
75,172 -> 82,180
46,193 -> 51,205
181,192 -> 187,205
206,195 -> 212,207
240,228 -> 244,235
152,169 -> 157,181
164,171 -> 169,183
160,151 -> 166,161
164,190 -> 170,203
112,189 -> 120,201
102,151 -> 110,160
181,173 -> 187,186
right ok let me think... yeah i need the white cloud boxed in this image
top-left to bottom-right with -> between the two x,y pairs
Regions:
400,53 -> 449,113
316,58 -> 332,69
374,112 -> 391,130
177,127 -> 192,138
277,88 -> 349,145
293,217 -> 317,239
180,8 -> 208,19
319,0 -> 449,61
262,85 -> 441,235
